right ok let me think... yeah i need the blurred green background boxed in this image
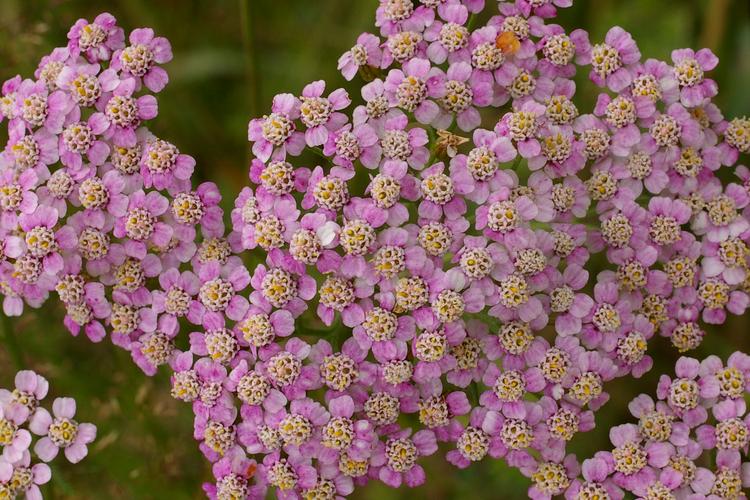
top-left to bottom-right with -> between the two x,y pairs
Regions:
1,0 -> 749,498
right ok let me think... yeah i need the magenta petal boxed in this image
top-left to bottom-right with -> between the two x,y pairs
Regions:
136,95 -> 158,120
64,442 -> 88,464
144,66 -> 169,93
52,397 -> 76,419
379,467 -> 402,488
34,437 -> 59,462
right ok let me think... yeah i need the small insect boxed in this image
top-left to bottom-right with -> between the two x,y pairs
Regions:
246,462 -> 257,479
436,129 -> 470,158
495,31 -> 521,55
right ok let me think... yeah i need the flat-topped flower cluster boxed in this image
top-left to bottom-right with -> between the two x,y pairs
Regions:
0,1 -> 749,498
567,354 -> 750,500
0,371 -> 96,499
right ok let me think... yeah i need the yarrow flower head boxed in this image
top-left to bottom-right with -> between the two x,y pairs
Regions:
0,370 -> 95,499
2,4 -> 750,499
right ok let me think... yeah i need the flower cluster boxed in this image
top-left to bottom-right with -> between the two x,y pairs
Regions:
1,1 -> 749,498
0,370 -> 96,499
566,353 -> 750,500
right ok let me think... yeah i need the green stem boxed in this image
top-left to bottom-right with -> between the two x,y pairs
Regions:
1,314 -> 24,369
239,0 -> 260,117
49,464 -> 74,496
507,155 -> 523,175
469,381 -> 480,406
311,146 -> 334,166
699,0 -> 729,51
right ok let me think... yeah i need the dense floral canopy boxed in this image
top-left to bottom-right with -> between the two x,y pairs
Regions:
1,1 -> 750,498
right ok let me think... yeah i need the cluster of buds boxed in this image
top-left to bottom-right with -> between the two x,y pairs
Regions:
1,0 -> 749,498
0,371 -> 96,499
566,353 -> 750,499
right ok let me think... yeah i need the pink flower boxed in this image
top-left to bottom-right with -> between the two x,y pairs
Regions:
257,453 -> 317,497
514,0 -> 573,19
375,0 -> 434,37
693,183 -> 750,243
627,394 -> 689,447
61,282 -> 110,342
237,188 -> 299,251
235,303 -> 294,358
353,78 -> 397,132
497,100 -> 546,159
374,428 -> 437,488
4,128 -> 59,179
494,59 -> 554,105
114,189 -> 173,258
423,3 -> 470,65
257,338 -> 319,401
152,269 -> 199,324
56,62 -> 119,113
314,262 -> 372,327
190,358 -> 237,424
579,282 -> 634,353
227,362 -> 285,417
450,128 -> 517,204
302,166 -> 352,216
671,48 -> 719,108
298,81 -> 350,147
91,79 -> 158,147
249,250 -> 316,318
0,454 -> 51,499
112,28 -> 173,92
476,189 -> 539,242
467,25 -> 506,80
139,138 -> 195,190
13,78 -> 72,135
417,161 -> 469,221
384,58 -> 446,124
377,111 -> 430,169
642,103 -> 704,159
57,116 -> 109,172
34,47 -> 70,90
0,168 -> 38,229
0,370 -> 49,412
593,93 -> 653,156
322,122 -> 382,170
338,33 -> 382,81
247,93 -> 304,162
203,448 -> 260,500
7,206 -> 76,275
174,182 -> 224,237
699,352 -> 750,399
129,317 -> 179,375
66,210 -> 122,277
550,264 -> 594,336
322,394 -> 376,459
7,5 -> 750,499
656,357 -> 720,420
352,300 -> 415,363
0,75 -> 22,124
189,313 -> 245,367
577,26 -> 642,91
193,259 -> 250,324
67,13 -> 125,63
30,398 -> 97,464
0,404 -> 32,462
432,61 -> 493,132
